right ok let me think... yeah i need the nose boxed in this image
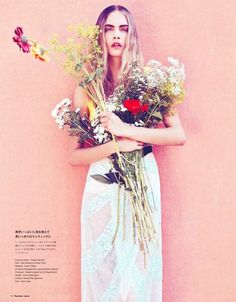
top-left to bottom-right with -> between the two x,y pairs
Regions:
113,28 -> 120,39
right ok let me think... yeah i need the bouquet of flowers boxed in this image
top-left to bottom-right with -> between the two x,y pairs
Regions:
13,24 -> 185,267
87,57 -> 185,266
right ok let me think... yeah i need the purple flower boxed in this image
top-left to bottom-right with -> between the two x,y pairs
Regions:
12,26 -> 31,53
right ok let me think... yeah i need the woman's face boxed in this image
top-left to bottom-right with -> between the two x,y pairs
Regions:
104,11 -> 129,57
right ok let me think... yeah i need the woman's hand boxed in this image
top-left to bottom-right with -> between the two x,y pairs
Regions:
99,111 -> 130,137
116,137 -> 144,152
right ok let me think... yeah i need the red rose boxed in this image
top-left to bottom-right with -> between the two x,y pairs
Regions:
123,99 -> 141,114
141,104 -> 149,112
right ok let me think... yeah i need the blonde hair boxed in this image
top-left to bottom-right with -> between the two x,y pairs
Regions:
96,5 -> 144,98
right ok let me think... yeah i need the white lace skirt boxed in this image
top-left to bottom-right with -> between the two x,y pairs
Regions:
81,152 -> 163,301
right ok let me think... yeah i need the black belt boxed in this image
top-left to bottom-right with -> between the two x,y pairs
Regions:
142,145 -> 153,157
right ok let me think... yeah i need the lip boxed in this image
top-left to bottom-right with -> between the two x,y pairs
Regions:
111,42 -> 122,47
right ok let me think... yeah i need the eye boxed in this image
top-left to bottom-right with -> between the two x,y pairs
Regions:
120,26 -> 128,32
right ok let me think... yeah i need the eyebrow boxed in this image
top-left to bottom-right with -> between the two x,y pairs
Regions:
105,24 -> 128,28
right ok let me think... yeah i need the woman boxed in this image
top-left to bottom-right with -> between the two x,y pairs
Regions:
69,5 -> 186,302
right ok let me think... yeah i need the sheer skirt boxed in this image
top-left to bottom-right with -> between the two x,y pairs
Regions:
81,152 -> 162,302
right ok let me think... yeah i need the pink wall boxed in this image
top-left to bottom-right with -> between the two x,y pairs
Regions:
1,0 -> 235,301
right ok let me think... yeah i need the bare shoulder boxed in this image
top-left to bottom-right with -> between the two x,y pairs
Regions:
162,109 -> 183,128
68,86 -> 88,152
73,85 -> 89,111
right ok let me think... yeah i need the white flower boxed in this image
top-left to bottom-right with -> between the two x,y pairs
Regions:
94,134 -> 102,143
119,104 -> 128,112
55,115 -> 65,129
51,108 -> 58,118
93,124 -> 105,135
93,123 -> 109,143
105,102 -> 117,112
61,108 -> 69,115
51,103 -> 62,117
94,132 -> 107,144
58,123 -> 64,129
146,59 -> 162,68
60,98 -> 72,106
167,57 -> 179,67
171,86 -> 181,96
179,65 -> 186,80
51,98 -> 72,119
134,120 -> 145,127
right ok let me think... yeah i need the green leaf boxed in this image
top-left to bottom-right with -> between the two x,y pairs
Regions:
79,82 -> 85,87
75,63 -> 82,72
151,111 -> 163,120
143,185 -> 148,191
90,174 -> 113,184
84,75 -> 90,83
96,67 -> 103,77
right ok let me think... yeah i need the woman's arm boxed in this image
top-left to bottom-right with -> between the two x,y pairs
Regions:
68,86 -> 114,166
68,86 -> 145,166
99,110 -> 186,146
68,139 -> 115,166
125,111 -> 186,145
68,137 -> 145,166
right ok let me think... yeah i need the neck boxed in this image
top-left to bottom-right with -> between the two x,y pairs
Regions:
108,56 -> 122,84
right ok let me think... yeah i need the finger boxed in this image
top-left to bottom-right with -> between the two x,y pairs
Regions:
99,111 -> 109,118
100,116 -> 109,123
100,122 -> 107,129
101,121 -> 110,129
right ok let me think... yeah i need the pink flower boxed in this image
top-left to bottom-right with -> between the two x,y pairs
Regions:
14,27 -> 23,36
12,26 -> 31,53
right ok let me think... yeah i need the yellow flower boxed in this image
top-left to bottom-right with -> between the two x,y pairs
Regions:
48,34 -> 59,45
143,66 -> 152,74
30,43 -> 50,62
87,99 -> 96,121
